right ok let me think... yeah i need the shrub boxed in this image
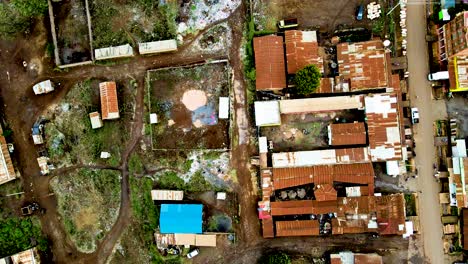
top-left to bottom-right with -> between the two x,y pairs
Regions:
258,252 -> 291,264
294,65 -> 321,95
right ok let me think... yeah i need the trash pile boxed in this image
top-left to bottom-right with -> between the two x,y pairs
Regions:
367,2 -> 382,20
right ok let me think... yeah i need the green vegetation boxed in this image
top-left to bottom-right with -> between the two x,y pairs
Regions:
0,217 -> 47,258
404,194 -> 417,216
45,79 -> 132,167
156,170 -> 216,193
51,169 -> 121,253
129,153 -> 145,175
294,65 -> 321,95
258,252 -> 291,264
91,0 -> 177,49
0,0 -> 48,38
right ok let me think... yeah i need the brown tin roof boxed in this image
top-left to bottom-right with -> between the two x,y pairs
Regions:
314,184 -> 337,201
99,81 -> 119,120
0,125 -> 16,185
285,30 -> 323,74
276,220 -> 320,236
262,218 -> 274,238
329,122 -> 367,146
272,163 -> 375,192
270,200 -> 338,216
337,39 -> 391,91
254,35 -> 286,90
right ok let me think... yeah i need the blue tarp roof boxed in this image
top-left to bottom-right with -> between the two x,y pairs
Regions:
159,204 -> 203,234
442,0 -> 456,9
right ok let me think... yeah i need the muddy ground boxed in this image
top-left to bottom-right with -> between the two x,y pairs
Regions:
0,1 -> 418,264
147,62 -> 230,150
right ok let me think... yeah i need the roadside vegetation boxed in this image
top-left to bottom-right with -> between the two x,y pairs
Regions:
0,217 -> 47,258
50,169 -> 121,253
90,0 -> 178,49
0,0 -> 48,38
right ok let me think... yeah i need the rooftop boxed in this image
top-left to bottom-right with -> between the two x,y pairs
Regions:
0,126 -> 16,186
159,204 -> 203,234
330,252 -> 383,264
254,101 -> 281,127
337,39 -> 391,91
285,30 -> 324,74
272,148 -> 370,168
328,122 -> 367,146
254,35 -> 286,90
99,82 -> 120,120
279,95 -> 365,114
364,93 -> 402,161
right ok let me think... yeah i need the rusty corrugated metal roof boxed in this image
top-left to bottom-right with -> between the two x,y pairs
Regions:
0,125 -> 16,185
285,30 -> 323,74
262,218 -> 274,238
99,81 -> 119,120
270,200 -> 315,216
272,163 -> 375,190
354,253 -> 383,264
463,209 -> 468,249
254,35 -> 286,90
315,184 -> 337,201
329,122 -> 367,146
317,78 -> 334,93
337,40 -> 391,91
276,220 -> 320,236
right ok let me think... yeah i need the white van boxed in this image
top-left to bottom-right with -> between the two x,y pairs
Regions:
427,71 -> 449,81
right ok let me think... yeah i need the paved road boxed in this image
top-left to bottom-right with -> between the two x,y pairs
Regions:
406,1 -> 447,263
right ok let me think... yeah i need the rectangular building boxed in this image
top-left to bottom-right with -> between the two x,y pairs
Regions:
0,126 -> 16,186
328,122 -> 367,146
99,82 -> 120,120
253,35 -> 286,90
159,204 -> 203,234
89,112 -> 103,129
151,190 -> 184,201
138,39 -> 177,55
285,30 -> 323,74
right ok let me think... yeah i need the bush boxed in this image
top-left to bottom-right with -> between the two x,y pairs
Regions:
0,0 -> 47,38
294,65 -> 321,95
0,217 -> 46,258
258,252 -> 291,264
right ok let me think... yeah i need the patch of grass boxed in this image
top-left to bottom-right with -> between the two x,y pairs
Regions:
183,159 -> 193,172
404,194 -> 417,216
0,216 -> 47,258
51,168 -> 121,253
156,171 -> 185,190
203,151 -> 222,160
186,170 -> 212,193
129,153 -> 144,175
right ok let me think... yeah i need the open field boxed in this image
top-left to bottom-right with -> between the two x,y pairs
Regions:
50,168 -> 121,253
53,0 -> 92,64
89,0 -> 177,49
260,110 -> 365,152
44,78 -> 136,167
147,62 -> 230,150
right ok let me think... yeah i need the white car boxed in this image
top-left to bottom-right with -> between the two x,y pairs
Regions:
187,249 -> 199,259
411,107 -> 419,124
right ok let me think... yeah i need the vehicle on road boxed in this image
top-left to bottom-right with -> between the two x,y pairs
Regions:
356,5 -> 364,20
277,18 -> 298,29
187,249 -> 199,259
428,71 -> 449,81
33,80 -> 54,95
411,107 -> 420,124
21,202 -> 40,216
32,117 -> 46,145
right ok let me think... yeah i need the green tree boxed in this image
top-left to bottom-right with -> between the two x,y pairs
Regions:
258,252 -> 291,264
294,64 -> 321,95
11,0 -> 48,17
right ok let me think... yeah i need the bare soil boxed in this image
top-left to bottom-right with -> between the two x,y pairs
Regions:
147,62 -> 230,150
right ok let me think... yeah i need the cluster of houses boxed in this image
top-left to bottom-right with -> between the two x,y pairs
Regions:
252,30 -> 417,238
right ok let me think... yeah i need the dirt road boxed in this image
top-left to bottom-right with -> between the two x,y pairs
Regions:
406,1 -> 447,263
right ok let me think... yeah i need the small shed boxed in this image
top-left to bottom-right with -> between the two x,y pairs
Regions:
37,157 -> 49,175
138,39 -> 178,55
99,82 -> 120,120
216,192 -> 226,200
150,113 -> 158,124
33,80 -> 54,95
151,190 -> 184,201
89,112 -> 103,129
95,44 -> 134,60
254,101 -> 281,127
160,204 -> 203,234
219,97 -> 229,119
259,137 -> 268,153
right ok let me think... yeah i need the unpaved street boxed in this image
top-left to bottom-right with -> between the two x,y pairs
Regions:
406,1 -> 447,263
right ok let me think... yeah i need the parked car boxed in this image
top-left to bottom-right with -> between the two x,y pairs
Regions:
428,71 -> 449,81
277,18 -> 298,29
187,249 -> 200,259
411,107 -> 419,124
356,5 -> 364,20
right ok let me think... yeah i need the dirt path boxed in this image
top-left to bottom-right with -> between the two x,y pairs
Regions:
406,1 -> 447,263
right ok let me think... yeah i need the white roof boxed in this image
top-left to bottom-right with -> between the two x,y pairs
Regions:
151,190 -> 184,200
272,150 -> 337,168
386,160 -> 400,176
216,192 -> 226,200
100,152 -> 111,159
150,113 -> 158,124
403,221 -> 414,238
453,139 -> 467,157
37,157 -> 49,175
32,134 -> 43,145
259,137 -> 268,153
254,101 -> 281,126
95,44 -> 134,60
89,112 -> 103,129
345,186 -> 362,197
301,31 -> 317,42
138,39 -> 177,54
33,80 -> 54,95
219,97 -> 229,119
